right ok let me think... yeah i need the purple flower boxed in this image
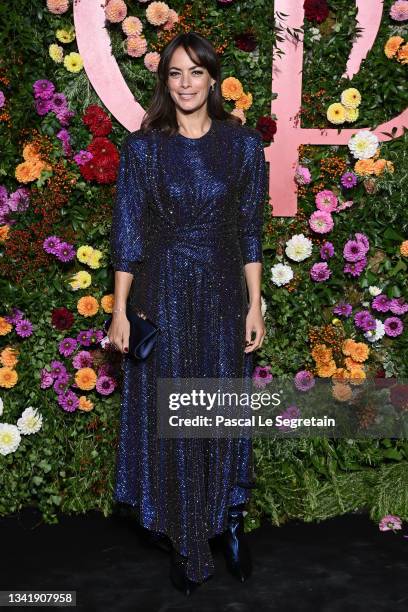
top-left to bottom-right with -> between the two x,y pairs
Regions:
4,307 -> 24,325
8,188 -> 30,212
389,298 -> 408,315
15,318 -> 33,337
333,301 -> 352,317
40,368 -> 54,389
379,514 -> 402,532
294,370 -> 315,392
355,233 -> 369,250
277,405 -> 301,431
320,241 -> 335,260
96,375 -> 116,395
56,128 -> 70,143
50,360 -> 67,379
43,235 -> 62,255
0,185 -> 8,203
372,294 -> 391,313
344,257 -> 367,277
58,337 -> 78,357
77,331 -> 91,346
343,239 -> 366,262
55,108 -> 75,126
53,375 -> 70,395
252,365 -> 273,388
354,310 -> 377,331
97,363 -> 115,377
74,150 -> 93,166
58,389 -> 79,412
0,90 -> 5,108
295,165 -> 312,185
33,79 -> 55,100
86,329 -> 104,346
310,262 -> 332,282
34,98 -> 53,116
340,171 -> 357,189
55,241 -> 76,262
72,350 -> 93,368
384,317 -> 404,337
50,92 -> 68,112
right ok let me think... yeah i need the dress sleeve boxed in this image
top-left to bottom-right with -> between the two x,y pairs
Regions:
237,131 -> 267,265
110,135 -> 149,274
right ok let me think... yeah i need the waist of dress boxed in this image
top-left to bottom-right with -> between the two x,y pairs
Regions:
149,221 -> 239,245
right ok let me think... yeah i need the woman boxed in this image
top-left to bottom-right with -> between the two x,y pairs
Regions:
108,31 -> 267,595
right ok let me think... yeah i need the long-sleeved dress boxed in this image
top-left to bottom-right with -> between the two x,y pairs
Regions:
110,117 -> 267,583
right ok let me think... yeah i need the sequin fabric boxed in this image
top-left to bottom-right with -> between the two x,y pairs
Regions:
110,117 -> 267,583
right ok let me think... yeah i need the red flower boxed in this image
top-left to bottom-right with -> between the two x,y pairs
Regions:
83,104 -> 112,136
93,155 -> 119,184
235,32 -> 257,52
304,0 -> 329,24
255,116 -> 277,142
51,307 -> 74,331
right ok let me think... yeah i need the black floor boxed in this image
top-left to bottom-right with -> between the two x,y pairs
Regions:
2,506 -> 408,611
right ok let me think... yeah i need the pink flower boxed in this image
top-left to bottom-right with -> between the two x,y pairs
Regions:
379,514 -> 402,532
315,189 -> 338,212
252,365 -> 273,388
295,165 -> 312,185
309,210 -> 334,234
390,0 -> 408,21
310,261 -> 332,282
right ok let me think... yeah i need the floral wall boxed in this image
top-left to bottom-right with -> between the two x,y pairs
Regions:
0,0 -> 407,528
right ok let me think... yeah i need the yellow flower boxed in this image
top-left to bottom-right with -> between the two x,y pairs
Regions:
64,52 -> 83,73
69,270 -> 92,290
75,367 -> 97,391
0,367 -> 18,388
348,367 -> 366,385
56,28 -> 76,44
344,107 -> 359,122
341,88 -> 361,109
235,92 -> 253,111
77,245 -> 94,264
87,250 -> 102,269
327,103 -> 346,124
49,44 -> 64,63
101,294 -> 114,313
221,77 -> 244,101
77,296 -> 99,317
0,317 -> 13,335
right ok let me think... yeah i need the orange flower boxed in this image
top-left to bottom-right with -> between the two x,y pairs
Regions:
75,367 -> 97,391
332,382 -> 353,402
311,343 -> 333,364
105,0 -> 127,23
397,42 -> 408,64
400,240 -> 408,257
316,360 -> 337,378
77,296 -> 99,317
0,225 -> 10,242
348,367 -> 366,385
221,77 -> 244,101
354,158 -> 375,176
332,367 -> 349,382
384,36 -> 404,59
146,1 -> 170,26
235,92 -> 253,111
0,347 -> 19,368
349,342 -> 370,363
15,161 -> 38,183
342,338 -> 356,356
78,396 -> 94,411
0,366 -> 18,388
23,143 -> 41,161
372,159 -> 387,176
0,317 -> 12,335
101,294 -> 114,313
344,356 -> 363,370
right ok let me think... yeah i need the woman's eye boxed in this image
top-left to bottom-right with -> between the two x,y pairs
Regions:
169,71 -> 203,77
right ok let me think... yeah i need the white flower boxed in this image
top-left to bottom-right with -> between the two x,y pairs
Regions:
348,130 -> 379,159
364,319 -> 385,343
285,233 -> 313,262
309,27 -> 321,42
17,406 -> 43,435
261,296 -> 267,317
271,263 -> 293,286
0,396 -> 3,417
368,285 -> 382,297
0,423 -> 21,455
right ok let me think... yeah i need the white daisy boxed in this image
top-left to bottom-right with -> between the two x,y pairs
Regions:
364,319 -> 385,343
271,263 -> 294,286
0,423 -> 21,455
285,233 -> 313,262
348,130 -> 379,159
368,285 -> 382,297
17,406 -> 43,435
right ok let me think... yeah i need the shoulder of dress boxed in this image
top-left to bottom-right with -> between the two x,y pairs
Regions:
219,120 -> 262,145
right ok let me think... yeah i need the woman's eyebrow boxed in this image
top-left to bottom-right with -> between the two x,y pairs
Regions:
168,65 -> 202,70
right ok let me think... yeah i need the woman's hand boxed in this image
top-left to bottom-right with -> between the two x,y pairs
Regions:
107,312 -> 130,354
244,304 -> 265,353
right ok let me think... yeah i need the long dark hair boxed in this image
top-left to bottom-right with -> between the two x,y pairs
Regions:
140,31 -> 242,136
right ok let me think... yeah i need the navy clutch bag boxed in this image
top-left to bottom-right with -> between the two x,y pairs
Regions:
104,304 -> 159,360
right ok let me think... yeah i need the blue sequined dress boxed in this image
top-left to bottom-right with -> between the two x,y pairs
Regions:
110,117 -> 267,583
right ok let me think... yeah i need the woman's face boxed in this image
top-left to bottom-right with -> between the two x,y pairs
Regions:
166,46 -> 215,115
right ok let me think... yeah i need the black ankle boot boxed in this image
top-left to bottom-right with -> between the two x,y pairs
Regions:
221,504 -> 252,582
169,548 -> 200,596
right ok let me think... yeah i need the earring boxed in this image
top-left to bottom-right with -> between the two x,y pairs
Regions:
210,83 -> 215,92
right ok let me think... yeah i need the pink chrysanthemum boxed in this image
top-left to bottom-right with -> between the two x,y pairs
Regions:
105,0 -> 127,23
309,210 -> 334,234
144,51 -> 161,72
390,0 -> 408,21
315,189 -> 338,212
146,1 -> 170,26
126,35 -> 148,58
